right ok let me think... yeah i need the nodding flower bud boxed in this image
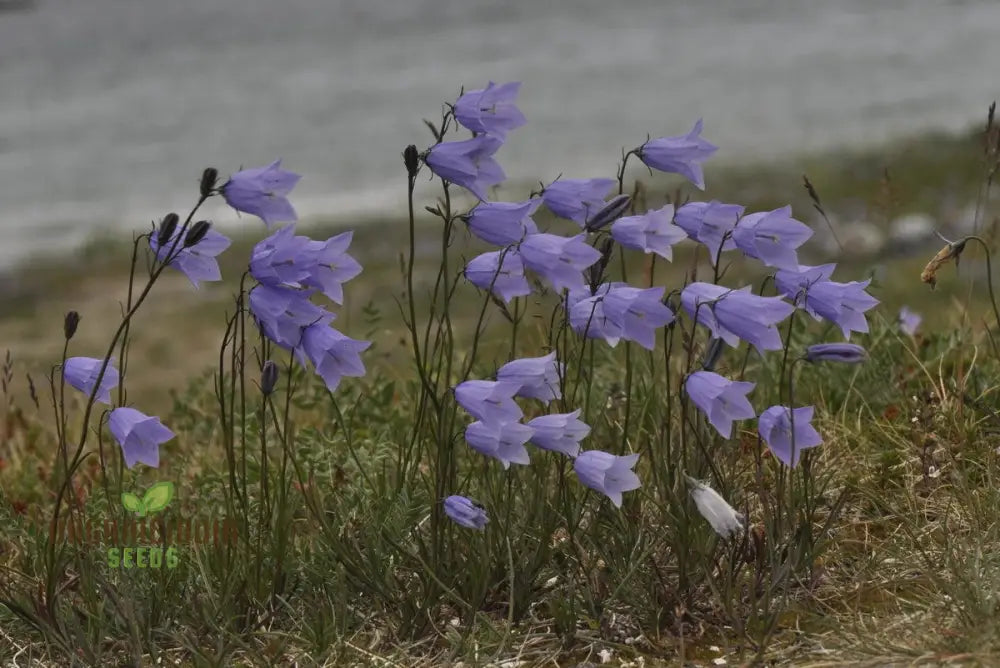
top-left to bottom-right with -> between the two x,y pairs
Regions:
63,311 -> 80,340
200,167 -> 219,198
587,237 -> 616,291
184,220 -> 211,247
402,144 -> 420,178
260,360 -> 279,395
701,337 -> 724,372
585,194 -> 632,232
156,213 -> 180,247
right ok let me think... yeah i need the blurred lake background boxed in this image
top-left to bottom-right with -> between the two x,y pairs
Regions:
0,0 -> 999,267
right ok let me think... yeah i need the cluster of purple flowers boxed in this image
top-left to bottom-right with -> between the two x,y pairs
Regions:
444,352 -> 641,529
61,357 -> 174,469
212,163 -> 371,392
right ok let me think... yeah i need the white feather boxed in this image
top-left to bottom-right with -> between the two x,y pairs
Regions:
686,475 -> 745,538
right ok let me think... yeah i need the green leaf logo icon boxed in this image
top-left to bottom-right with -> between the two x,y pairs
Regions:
142,482 -> 174,514
121,482 -> 174,517
121,492 -> 145,517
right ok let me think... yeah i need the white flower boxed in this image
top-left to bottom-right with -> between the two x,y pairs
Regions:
686,475 -> 745,538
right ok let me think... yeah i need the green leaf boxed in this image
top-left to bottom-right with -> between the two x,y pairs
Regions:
141,482 -> 175,514
121,492 -> 145,517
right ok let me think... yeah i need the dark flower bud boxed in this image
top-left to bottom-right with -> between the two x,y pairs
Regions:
184,220 -> 211,247
701,337 -> 724,372
261,360 -> 279,395
63,311 -> 80,340
402,145 -> 420,178
585,194 -> 631,232
200,167 -> 219,198
587,238 -> 616,291
156,213 -> 180,247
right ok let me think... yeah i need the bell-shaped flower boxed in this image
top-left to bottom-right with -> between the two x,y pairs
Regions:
526,409 -> 590,457
62,357 -> 119,405
443,495 -> 489,530
898,306 -> 921,336
637,119 -> 718,190
301,231 -> 363,305
801,279 -> 879,339
464,199 -> 540,246
600,284 -> 675,350
775,264 -> 837,310
541,178 -> 615,226
150,225 -> 231,288
250,224 -> 314,288
804,343 -> 867,364
681,282 -> 795,354
464,420 -> 533,469
496,351 -> 563,403
731,206 -> 813,271
299,322 -> 370,392
674,200 -> 744,265
249,284 -> 333,350
611,204 -> 687,261
520,233 -> 601,293
573,450 -> 641,508
464,249 -> 532,303
222,160 -> 301,228
684,371 -> 756,439
425,135 -> 505,201
454,81 -> 526,138
758,405 -> 823,468
568,284 -> 623,346
453,380 -> 523,425
108,407 -> 175,469
686,475 -> 745,538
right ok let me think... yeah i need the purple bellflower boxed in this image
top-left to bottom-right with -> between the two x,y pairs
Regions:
464,199 -> 541,246
731,206 -> 813,270
454,81 -> 526,138
611,204 -> 687,261
425,135 -> 505,201
496,351 -> 563,403
150,225 -> 231,288
800,279 -> 880,339
600,284 -> 675,350
249,284 -> 333,350
674,200 -> 744,265
541,178 -> 615,226
568,284 -> 624,347
681,282 -> 795,354
443,495 -> 489,530
804,343 -> 868,364
464,420 -> 533,469
222,160 -> 301,228
684,371 -> 756,439
464,249 -> 532,303
453,380 -> 523,425
637,119 -> 718,190
520,233 -> 601,293
108,407 -> 175,469
573,450 -> 641,508
899,306 -> 921,336
62,357 -> 119,405
250,224 -> 314,287
526,409 -> 590,457
299,322 -> 370,392
301,232 -> 363,305
758,405 -> 823,468
775,264 -> 837,307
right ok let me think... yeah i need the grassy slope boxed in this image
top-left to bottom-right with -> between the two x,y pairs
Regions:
2,125 -> 1000,665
